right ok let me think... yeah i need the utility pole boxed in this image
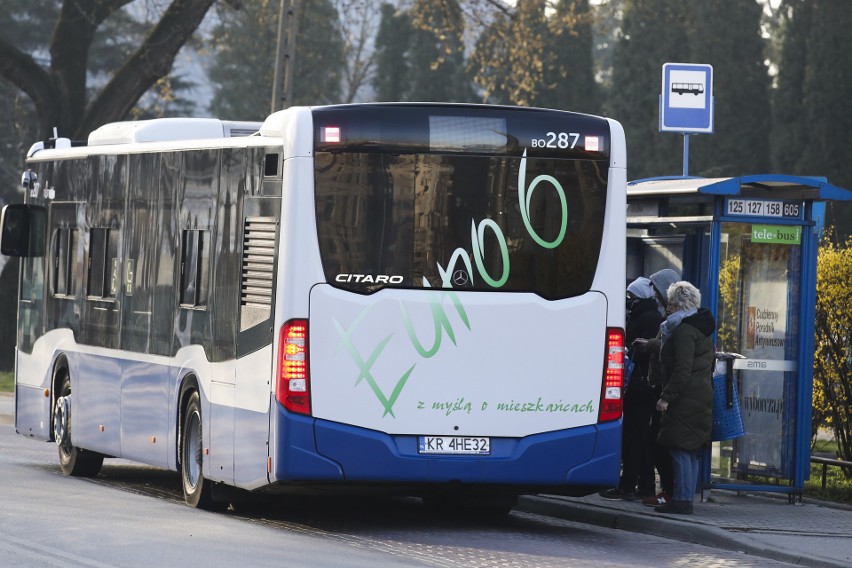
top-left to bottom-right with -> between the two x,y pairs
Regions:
271,0 -> 300,113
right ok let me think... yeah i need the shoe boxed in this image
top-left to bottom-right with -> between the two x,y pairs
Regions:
643,491 -> 672,507
598,488 -> 638,501
654,500 -> 693,514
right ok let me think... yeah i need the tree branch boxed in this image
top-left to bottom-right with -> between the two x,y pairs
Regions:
0,37 -> 61,137
75,0 -> 217,137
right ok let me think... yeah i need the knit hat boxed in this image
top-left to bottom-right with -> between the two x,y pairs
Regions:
649,269 -> 680,304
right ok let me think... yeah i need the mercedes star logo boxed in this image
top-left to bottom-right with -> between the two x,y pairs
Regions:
452,270 -> 469,286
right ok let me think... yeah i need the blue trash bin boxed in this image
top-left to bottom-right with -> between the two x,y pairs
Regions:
712,373 -> 745,441
711,352 -> 745,441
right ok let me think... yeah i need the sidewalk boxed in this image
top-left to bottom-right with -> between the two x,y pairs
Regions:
518,490 -> 852,568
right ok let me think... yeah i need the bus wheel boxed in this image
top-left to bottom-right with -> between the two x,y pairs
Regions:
54,372 -> 103,477
180,391 -> 218,509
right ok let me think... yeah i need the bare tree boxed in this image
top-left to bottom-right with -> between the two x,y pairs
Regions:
335,0 -> 380,103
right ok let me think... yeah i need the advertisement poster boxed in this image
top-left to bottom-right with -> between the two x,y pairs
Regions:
733,239 -> 797,476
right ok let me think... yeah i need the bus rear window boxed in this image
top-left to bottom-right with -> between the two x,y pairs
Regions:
314,152 -> 607,300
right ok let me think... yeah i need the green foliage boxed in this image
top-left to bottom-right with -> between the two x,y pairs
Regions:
688,0 -> 771,177
605,0 -> 686,179
406,0 -> 474,103
806,440 -> 852,503
469,12 -> 513,104
0,371 -> 12,393
472,0 -> 549,106
208,0 -> 279,120
373,0 -> 475,103
373,3 -> 412,102
771,1 -> 852,239
716,253 -> 742,353
813,236 -> 852,471
388,0 -> 598,110
771,0 -> 810,175
208,0 -> 344,120
797,4 -> 852,190
607,0 -> 772,180
806,465 -> 852,504
539,0 -> 599,114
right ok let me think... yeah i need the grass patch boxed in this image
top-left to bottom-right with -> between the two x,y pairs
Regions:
0,371 -> 12,393
805,439 -> 852,505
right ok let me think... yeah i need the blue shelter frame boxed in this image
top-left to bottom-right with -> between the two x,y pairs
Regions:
627,174 -> 851,500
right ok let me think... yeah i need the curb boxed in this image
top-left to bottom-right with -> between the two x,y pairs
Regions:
517,495 -> 846,568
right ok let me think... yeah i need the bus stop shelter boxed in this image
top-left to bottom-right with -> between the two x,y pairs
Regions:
626,174 -> 852,499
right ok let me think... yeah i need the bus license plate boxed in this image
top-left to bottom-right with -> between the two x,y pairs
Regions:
418,436 -> 490,455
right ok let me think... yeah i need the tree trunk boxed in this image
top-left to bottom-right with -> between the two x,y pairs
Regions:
1,0 -> 220,141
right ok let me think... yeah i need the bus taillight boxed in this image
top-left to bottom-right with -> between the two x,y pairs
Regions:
598,328 -> 624,422
276,319 -> 311,415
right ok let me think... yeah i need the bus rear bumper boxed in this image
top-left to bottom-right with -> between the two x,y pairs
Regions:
272,409 -> 621,493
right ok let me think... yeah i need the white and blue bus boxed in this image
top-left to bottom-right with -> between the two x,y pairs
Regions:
1,103 -> 626,511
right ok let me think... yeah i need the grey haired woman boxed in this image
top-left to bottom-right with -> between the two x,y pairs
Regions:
650,281 -> 715,514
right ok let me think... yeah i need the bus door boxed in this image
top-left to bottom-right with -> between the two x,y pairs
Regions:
75,156 -> 124,457
13,193 -> 59,441
119,153 -> 169,467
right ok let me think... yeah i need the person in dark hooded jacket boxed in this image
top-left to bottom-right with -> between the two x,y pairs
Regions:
599,272 -> 675,502
645,281 -> 715,514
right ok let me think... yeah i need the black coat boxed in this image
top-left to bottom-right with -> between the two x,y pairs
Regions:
656,308 -> 716,451
626,297 -> 663,380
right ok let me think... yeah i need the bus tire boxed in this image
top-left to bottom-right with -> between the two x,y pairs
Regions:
54,371 -> 104,477
180,391 -> 218,509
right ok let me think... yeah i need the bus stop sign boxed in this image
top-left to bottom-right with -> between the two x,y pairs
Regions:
660,62 -> 714,133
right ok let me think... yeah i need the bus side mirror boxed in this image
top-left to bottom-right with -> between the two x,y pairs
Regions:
1,204 -> 46,257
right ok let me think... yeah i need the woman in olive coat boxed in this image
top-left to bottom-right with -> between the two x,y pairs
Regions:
641,281 -> 715,515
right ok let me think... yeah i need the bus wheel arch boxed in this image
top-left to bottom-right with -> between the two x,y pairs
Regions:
52,359 -> 104,477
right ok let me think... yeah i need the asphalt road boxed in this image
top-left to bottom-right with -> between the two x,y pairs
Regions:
0,400 -> 796,567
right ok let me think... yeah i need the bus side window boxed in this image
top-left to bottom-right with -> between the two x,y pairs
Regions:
52,227 -> 78,297
179,229 -> 209,308
87,228 -> 118,299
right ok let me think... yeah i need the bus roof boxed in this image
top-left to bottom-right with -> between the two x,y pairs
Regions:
87,118 -> 262,146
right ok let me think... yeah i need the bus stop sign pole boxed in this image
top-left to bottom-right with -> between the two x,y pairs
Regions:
660,62 -> 714,176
